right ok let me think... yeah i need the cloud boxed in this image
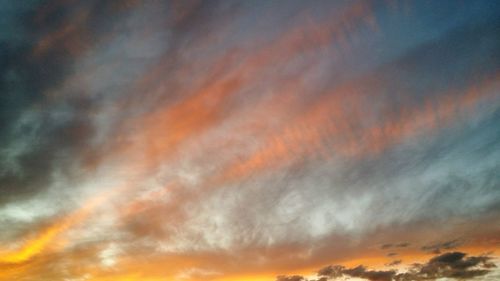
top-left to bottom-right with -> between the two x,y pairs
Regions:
402,252 -> 497,280
380,243 -> 409,250
421,239 -> 462,254
317,265 -> 345,279
276,275 -> 307,281
317,265 -> 396,281
385,260 -> 402,267
1,1 -> 500,281
277,264 -> 397,281
381,244 -> 393,249
276,251 -> 497,281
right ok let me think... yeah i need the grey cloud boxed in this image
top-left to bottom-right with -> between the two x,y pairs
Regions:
317,265 -> 344,279
421,239 -> 462,254
279,265 -> 396,281
386,260 -> 402,267
380,243 -> 409,250
342,266 -> 396,281
0,0 -> 233,207
317,264 -> 396,281
395,252 -> 496,280
277,251 -> 497,281
276,275 -> 306,281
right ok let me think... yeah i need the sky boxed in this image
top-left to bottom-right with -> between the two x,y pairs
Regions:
0,0 -> 499,280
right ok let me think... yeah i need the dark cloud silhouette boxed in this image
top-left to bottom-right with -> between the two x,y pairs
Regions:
421,239 -> 462,254
277,251 -> 497,281
386,260 -> 402,267
279,265 -> 396,281
402,251 -> 497,280
276,275 -> 306,281
381,244 -> 393,249
381,242 -> 409,250
317,265 -> 344,279
343,266 -> 396,281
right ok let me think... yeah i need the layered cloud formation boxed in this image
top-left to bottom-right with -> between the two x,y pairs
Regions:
1,1 -> 499,280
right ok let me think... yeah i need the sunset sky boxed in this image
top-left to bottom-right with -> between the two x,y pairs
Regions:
1,1 -> 500,280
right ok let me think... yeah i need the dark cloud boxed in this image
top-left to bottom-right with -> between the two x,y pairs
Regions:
316,264 -> 396,281
0,0 -> 230,206
279,265 -> 396,281
343,266 -> 396,281
276,275 -> 306,281
421,239 -> 462,254
381,243 -> 409,250
381,244 -> 393,249
277,251 -> 497,281
0,1 -> 103,205
395,252 -> 496,280
386,260 -> 402,267
317,265 -> 344,279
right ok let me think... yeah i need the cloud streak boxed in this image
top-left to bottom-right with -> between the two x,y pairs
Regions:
0,1 -> 499,280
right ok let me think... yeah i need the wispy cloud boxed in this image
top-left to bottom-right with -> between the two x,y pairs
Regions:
0,1 -> 499,280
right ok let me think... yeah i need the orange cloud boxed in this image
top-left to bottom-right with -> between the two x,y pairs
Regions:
79,0 -> 380,176
218,73 -> 500,184
0,187 -> 123,265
